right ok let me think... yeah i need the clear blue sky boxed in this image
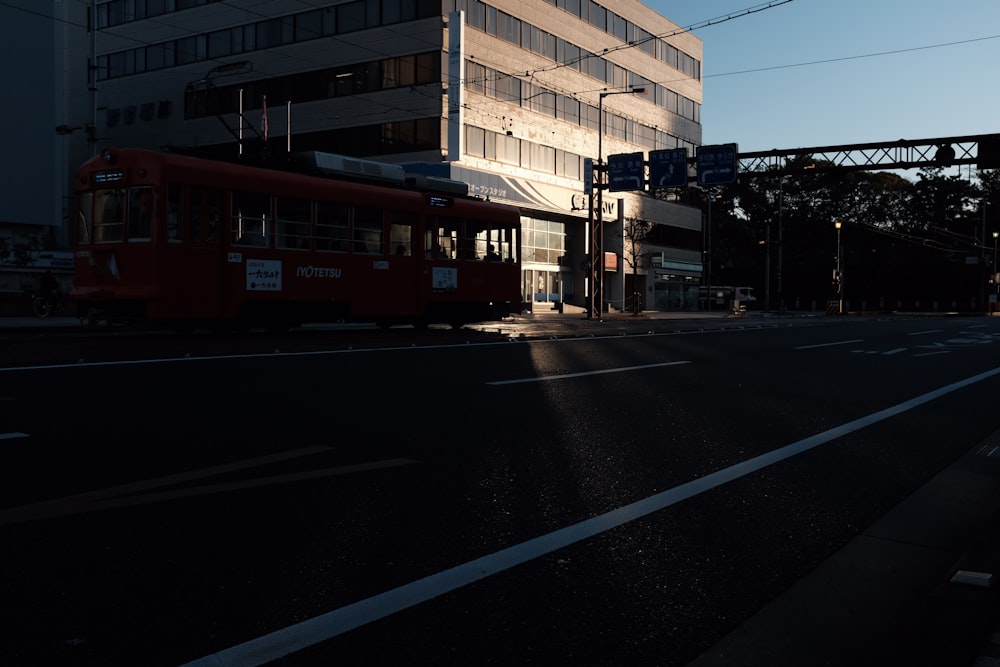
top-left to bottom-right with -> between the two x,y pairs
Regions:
644,0 -> 1000,153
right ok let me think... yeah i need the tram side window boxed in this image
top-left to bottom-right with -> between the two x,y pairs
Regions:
353,206 -> 384,254
390,213 -> 416,256
77,192 -> 93,244
316,201 -> 349,251
167,184 -> 182,242
499,225 -> 518,262
128,186 -> 154,242
427,219 -> 457,259
276,197 -> 312,250
232,190 -> 271,247
205,191 -> 220,241
476,223 -> 516,262
93,189 -> 126,243
190,189 -> 203,241
439,216 -> 479,260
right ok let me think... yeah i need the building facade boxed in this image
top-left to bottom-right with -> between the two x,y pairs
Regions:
69,0 -> 705,311
0,1 -> 90,304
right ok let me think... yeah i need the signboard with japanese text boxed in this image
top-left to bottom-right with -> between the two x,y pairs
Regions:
432,266 -> 458,293
246,259 -> 282,291
649,148 -> 689,188
696,143 -> 739,185
608,152 -> 645,192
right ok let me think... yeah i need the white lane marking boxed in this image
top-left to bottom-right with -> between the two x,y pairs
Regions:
883,348 -> 907,356
0,456 -> 416,526
795,339 -> 863,350
0,447 -> 332,525
909,330 -> 944,336
180,364 -> 1000,667
0,340 -> 519,372
486,361 -> 690,385
0,432 -> 28,440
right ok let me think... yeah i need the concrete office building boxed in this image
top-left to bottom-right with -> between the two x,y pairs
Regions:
69,0 -> 705,311
0,1 -> 90,303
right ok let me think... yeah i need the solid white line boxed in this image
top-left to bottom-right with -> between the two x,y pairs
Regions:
0,340 -> 530,373
0,432 -> 28,440
908,329 -> 944,336
795,339 -> 863,350
179,364 -> 1000,667
486,361 -> 690,385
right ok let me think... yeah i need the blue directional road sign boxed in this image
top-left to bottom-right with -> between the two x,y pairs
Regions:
696,143 -> 739,185
648,148 -> 689,187
608,152 -> 645,192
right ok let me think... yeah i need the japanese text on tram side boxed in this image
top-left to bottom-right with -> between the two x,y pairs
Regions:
246,259 -> 282,291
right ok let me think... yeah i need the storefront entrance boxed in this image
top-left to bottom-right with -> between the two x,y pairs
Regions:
523,268 -> 566,310
653,273 -> 700,311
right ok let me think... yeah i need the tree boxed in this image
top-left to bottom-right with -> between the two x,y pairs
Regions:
0,236 -> 41,266
622,215 -> 651,315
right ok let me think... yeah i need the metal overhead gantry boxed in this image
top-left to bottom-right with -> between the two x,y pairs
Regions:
728,133 -> 1000,175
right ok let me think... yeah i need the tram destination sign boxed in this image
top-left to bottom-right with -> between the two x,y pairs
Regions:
696,143 -> 739,185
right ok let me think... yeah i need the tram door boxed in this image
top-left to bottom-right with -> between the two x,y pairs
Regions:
185,188 -> 224,318
354,210 -> 418,319
380,213 -> 418,317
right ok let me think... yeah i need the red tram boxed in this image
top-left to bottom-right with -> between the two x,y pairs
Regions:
72,148 -> 522,330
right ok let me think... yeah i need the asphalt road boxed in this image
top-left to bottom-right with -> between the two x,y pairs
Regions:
2,314 -> 1000,666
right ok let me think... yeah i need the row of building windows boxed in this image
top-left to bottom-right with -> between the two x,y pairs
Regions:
463,123 -> 697,187
194,117 -> 441,162
456,0 -> 699,81
96,0 -> 221,28
466,60 -> 699,149
96,0 -> 441,80
185,51 -> 441,119
542,0 -> 700,79
97,1 -> 699,132
182,50 -> 694,167
465,125 -> 584,180
98,0 -> 700,85
458,2 -> 699,122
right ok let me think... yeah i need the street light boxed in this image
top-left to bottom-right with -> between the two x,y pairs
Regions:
692,186 -> 721,309
993,230 -> 998,312
589,86 -> 645,320
835,220 -> 843,315
776,162 -> 814,316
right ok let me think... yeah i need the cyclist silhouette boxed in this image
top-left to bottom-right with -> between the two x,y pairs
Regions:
40,271 -> 60,303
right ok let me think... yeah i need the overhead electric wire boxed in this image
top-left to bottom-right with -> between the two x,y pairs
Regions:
705,33 -> 1000,79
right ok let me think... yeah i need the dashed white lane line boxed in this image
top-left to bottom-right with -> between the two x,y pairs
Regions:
795,339 -> 864,350
486,360 -> 691,385
180,364 -> 1000,667
0,432 -> 28,440
0,448 -> 421,526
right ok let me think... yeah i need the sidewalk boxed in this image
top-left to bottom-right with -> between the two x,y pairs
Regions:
0,315 -> 82,331
691,436 -> 1000,666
